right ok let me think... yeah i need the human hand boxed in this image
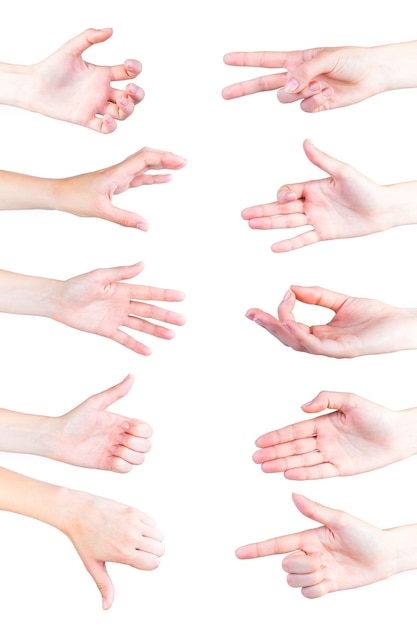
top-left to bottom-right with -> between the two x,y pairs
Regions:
242,139 -> 391,252
64,491 -> 164,609
27,28 -> 143,132
58,147 -> 187,230
236,493 -> 392,598
246,285 -> 417,358
253,391 -> 417,478
53,261 -> 185,354
223,45 -> 383,112
52,374 -> 152,472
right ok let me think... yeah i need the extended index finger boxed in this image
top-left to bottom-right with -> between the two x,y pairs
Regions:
124,149 -> 188,177
236,532 -> 302,559
222,73 -> 287,98
223,51 -> 290,68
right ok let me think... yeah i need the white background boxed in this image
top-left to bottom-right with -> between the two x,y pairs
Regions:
1,1 -> 417,624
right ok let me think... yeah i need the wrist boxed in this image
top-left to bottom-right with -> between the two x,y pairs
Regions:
0,62 -> 33,109
371,41 -> 417,93
396,307 -> 417,352
395,407 -> 417,460
0,409 -> 54,457
380,181 -> 417,229
0,270 -> 63,318
385,525 -> 417,576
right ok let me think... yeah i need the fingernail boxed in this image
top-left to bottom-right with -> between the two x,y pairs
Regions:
136,223 -> 148,231
284,78 -> 299,93
323,87 -> 333,97
127,83 -> 140,95
283,289 -> 292,301
125,59 -> 138,71
284,190 -> 296,201
308,81 -> 320,93
118,97 -> 129,107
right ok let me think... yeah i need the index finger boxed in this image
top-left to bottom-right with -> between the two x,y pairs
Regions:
130,285 -> 185,302
223,51 -> 290,68
222,73 -> 287,99
236,531 -> 302,559
256,419 -> 317,448
291,285 -> 350,312
123,149 -> 188,176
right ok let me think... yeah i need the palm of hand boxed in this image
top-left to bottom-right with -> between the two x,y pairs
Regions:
303,48 -> 376,109
56,406 -> 126,470
58,274 -> 128,339
315,405 -> 396,476
298,518 -> 388,593
303,173 -> 382,241
33,52 -> 112,126
306,297 -> 400,356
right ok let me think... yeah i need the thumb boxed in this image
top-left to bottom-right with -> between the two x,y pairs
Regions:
301,390 -> 342,414
62,28 -> 113,56
292,493 -> 341,527
87,373 -> 134,411
86,559 -> 115,610
284,48 -> 338,93
107,203 -> 149,231
100,261 -> 145,283
302,138 -> 346,178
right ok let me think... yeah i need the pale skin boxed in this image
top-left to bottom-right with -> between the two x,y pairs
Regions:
246,285 -> 417,358
222,41 -> 417,112
236,493 -> 417,598
253,390 -> 417,479
0,28 -> 144,132
0,466 -> 164,609
0,374 -> 152,473
241,139 -> 417,252
0,147 -> 187,230
0,262 -> 186,355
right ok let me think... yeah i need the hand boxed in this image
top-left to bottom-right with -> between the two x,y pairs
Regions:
222,46 -> 382,112
58,147 -> 187,230
64,491 -> 164,609
242,139 -> 390,252
236,493 -> 391,598
53,261 -> 186,355
246,285 -> 417,358
253,391 -> 417,478
52,374 -> 152,472
27,28 -> 143,132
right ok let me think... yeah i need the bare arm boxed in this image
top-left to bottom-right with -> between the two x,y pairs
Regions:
236,493 -> 417,598
223,41 -> 417,112
0,28 -> 144,133
0,148 -> 187,230
0,263 -> 186,355
0,375 -> 153,473
0,466 -> 163,609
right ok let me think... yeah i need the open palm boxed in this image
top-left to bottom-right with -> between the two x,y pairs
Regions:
253,391 -> 409,478
247,285 -> 417,358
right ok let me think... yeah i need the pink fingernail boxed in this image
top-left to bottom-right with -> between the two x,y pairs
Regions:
284,78 -> 299,93
284,191 -> 296,201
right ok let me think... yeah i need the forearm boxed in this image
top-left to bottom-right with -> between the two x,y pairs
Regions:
0,466 -> 71,531
385,524 -> 417,576
0,169 -> 62,212
372,41 -> 417,92
0,408 -> 56,456
380,180 -> 417,228
0,269 -> 61,317
0,62 -> 35,109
